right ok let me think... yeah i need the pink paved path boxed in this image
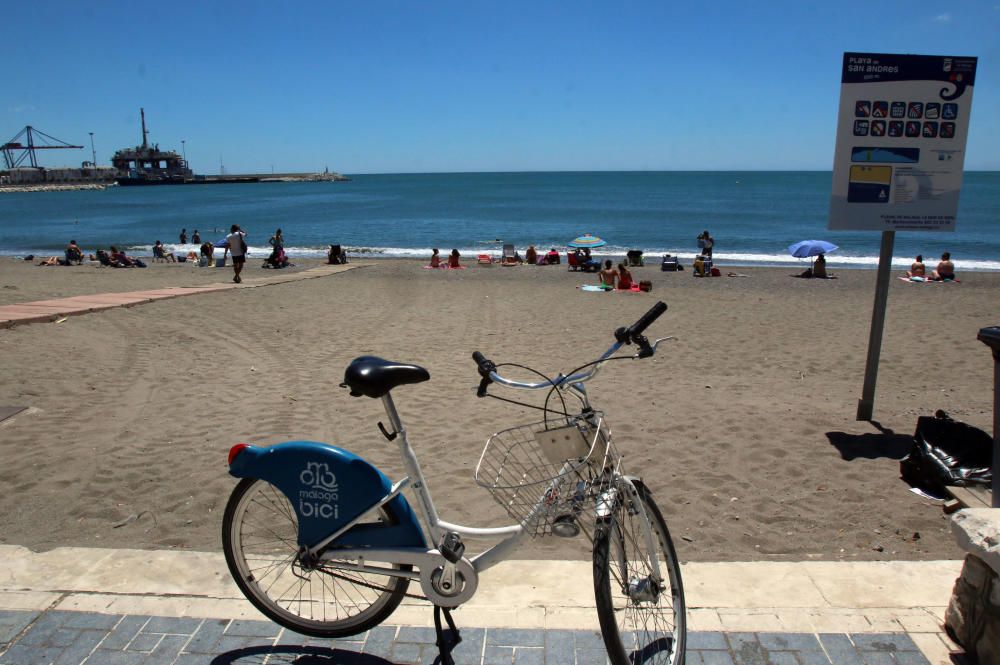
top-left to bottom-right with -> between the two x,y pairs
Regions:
0,264 -> 354,329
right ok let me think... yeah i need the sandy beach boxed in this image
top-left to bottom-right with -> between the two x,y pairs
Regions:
0,256 -> 997,563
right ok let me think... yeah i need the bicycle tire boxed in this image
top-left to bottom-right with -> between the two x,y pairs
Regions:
593,480 -> 686,665
222,477 -> 411,638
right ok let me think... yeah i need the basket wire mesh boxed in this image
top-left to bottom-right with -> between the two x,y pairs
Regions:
474,413 -> 618,536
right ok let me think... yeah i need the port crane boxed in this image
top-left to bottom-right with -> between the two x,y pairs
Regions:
1,126 -> 83,169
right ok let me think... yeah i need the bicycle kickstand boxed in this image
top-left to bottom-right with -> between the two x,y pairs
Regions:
433,605 -> 461,665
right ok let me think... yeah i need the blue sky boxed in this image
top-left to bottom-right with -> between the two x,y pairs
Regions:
5,1 -> 999,174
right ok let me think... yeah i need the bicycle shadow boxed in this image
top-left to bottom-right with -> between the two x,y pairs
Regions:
826,421 -> 914,461
210,644 -> 454,664
210,645 -> 396,664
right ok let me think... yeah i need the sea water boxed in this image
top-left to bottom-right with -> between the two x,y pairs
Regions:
1,171 -> 997,270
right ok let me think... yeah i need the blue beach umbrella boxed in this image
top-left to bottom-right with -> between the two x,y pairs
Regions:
568,233 -> 607,248
788,239 -> 838,258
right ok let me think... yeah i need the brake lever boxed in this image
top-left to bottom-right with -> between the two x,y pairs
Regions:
634,335 -> 675,358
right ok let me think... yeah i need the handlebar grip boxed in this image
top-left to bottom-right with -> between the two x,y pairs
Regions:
472,351 -> 495,397
626,301 -> 668,341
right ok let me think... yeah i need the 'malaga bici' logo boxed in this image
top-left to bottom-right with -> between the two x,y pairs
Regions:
298,462 -> 339,519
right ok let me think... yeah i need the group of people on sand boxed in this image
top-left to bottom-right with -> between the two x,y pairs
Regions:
906,252 -> 956,281
429,248 -> 462,268
597,260 -> 635,290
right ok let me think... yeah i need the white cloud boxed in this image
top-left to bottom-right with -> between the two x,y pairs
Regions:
933,12 -> 952,22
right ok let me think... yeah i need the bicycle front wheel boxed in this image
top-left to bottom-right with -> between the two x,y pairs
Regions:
222,477 -> 411,638
593,480 -> 686,665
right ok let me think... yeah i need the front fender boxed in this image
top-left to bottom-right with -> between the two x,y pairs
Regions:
229,441 -> 426,549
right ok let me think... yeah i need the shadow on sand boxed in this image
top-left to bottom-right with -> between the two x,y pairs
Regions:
826,421 -> 914,461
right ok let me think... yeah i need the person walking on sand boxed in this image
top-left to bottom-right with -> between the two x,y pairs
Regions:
224,224 -> 247,283
179,228 -> 187,244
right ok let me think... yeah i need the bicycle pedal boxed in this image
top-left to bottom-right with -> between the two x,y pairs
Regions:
439,531 -> 465,563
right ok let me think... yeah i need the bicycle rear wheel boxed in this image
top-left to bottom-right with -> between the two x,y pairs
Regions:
222,477 -> 411,638
593,480 -> 686,665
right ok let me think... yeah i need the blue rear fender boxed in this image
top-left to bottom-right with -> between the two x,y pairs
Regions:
228,441 -> 426,550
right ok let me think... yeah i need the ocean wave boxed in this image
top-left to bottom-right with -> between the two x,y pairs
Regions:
7,243 -> 999,272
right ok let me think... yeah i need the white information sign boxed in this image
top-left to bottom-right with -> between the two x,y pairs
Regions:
829,52 -> 977,231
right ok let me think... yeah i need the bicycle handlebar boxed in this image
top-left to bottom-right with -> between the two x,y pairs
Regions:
471,300 -> 668,396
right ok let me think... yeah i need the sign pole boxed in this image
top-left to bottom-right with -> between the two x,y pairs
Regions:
856,230 -> 895,421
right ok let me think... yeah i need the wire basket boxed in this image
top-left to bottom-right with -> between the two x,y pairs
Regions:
474,413 -> 617,536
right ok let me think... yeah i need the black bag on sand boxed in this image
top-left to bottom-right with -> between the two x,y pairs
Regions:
900,410 -> 992,496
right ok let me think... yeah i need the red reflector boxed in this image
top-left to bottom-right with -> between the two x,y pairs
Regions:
228,443 -> 250,466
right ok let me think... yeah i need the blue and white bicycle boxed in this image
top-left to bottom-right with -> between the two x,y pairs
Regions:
222,301 -> 686,664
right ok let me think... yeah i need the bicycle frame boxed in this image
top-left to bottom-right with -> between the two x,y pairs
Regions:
227,335 -> 666,608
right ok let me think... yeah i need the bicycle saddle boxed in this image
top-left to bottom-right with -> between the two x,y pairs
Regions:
342,356 -> 430,398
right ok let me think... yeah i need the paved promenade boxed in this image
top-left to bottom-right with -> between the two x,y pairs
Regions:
0,264 -> 356,329
0,545 -> 967,664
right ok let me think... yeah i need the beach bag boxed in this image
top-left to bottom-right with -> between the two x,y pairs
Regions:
710,267 -> 721,277
639,280 -> 652,292
900,410 -> 992,495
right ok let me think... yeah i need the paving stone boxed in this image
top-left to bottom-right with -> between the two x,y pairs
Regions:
513,646 -> 545,665
57,612 -> 120,631
893,651 -> 932,665
797,652 -> 834,665
142,616 -> 203,636
391,640 -> 424,663
758,632 -> 823,652
0,611 -> 39,645
396,625 -> 436,644
97,616 -> 150,651
215,634 -> 270,653
483,644 -> 515,664
725,632 -> 767,665
850,633 -> 918,652
699,651 -> 736,665
688,631 -> 728,650
83,650 -> 148,664
574,629 -> 607,650
766,653 -> 799,665
362,624 -> 397,658
144,634 -> 191,665
0,644 -> 64,665
53,630 -> 106,664
223,618 -> 281,638
126,631 -> 162,652
487,627 -> 544,648
544,629 -> 576,662
183,618 -> 229,653
440,626 -> 485,665
859,653 -> 896,665
574,647 -> 609,665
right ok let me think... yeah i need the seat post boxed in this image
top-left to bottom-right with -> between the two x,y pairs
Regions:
380,392 -> 446,542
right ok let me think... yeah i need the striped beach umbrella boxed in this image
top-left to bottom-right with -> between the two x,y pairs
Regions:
568,233 -> 607,248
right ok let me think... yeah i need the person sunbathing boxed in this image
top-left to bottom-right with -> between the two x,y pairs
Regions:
907,255 -> 926,278
153,240 -> 177,262
65,240 -> 84,265
448,249 -> 462,268
811,253 -> 828,278
429,248 -> 441,268
617,263 -> 634,290
598,260 -> 618,289
110,246 -> 134,267
931,252 -> 955,280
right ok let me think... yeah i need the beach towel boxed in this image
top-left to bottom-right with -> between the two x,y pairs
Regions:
579,284 -> 611,292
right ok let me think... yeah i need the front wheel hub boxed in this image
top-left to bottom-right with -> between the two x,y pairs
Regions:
627,576 -> 661,603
